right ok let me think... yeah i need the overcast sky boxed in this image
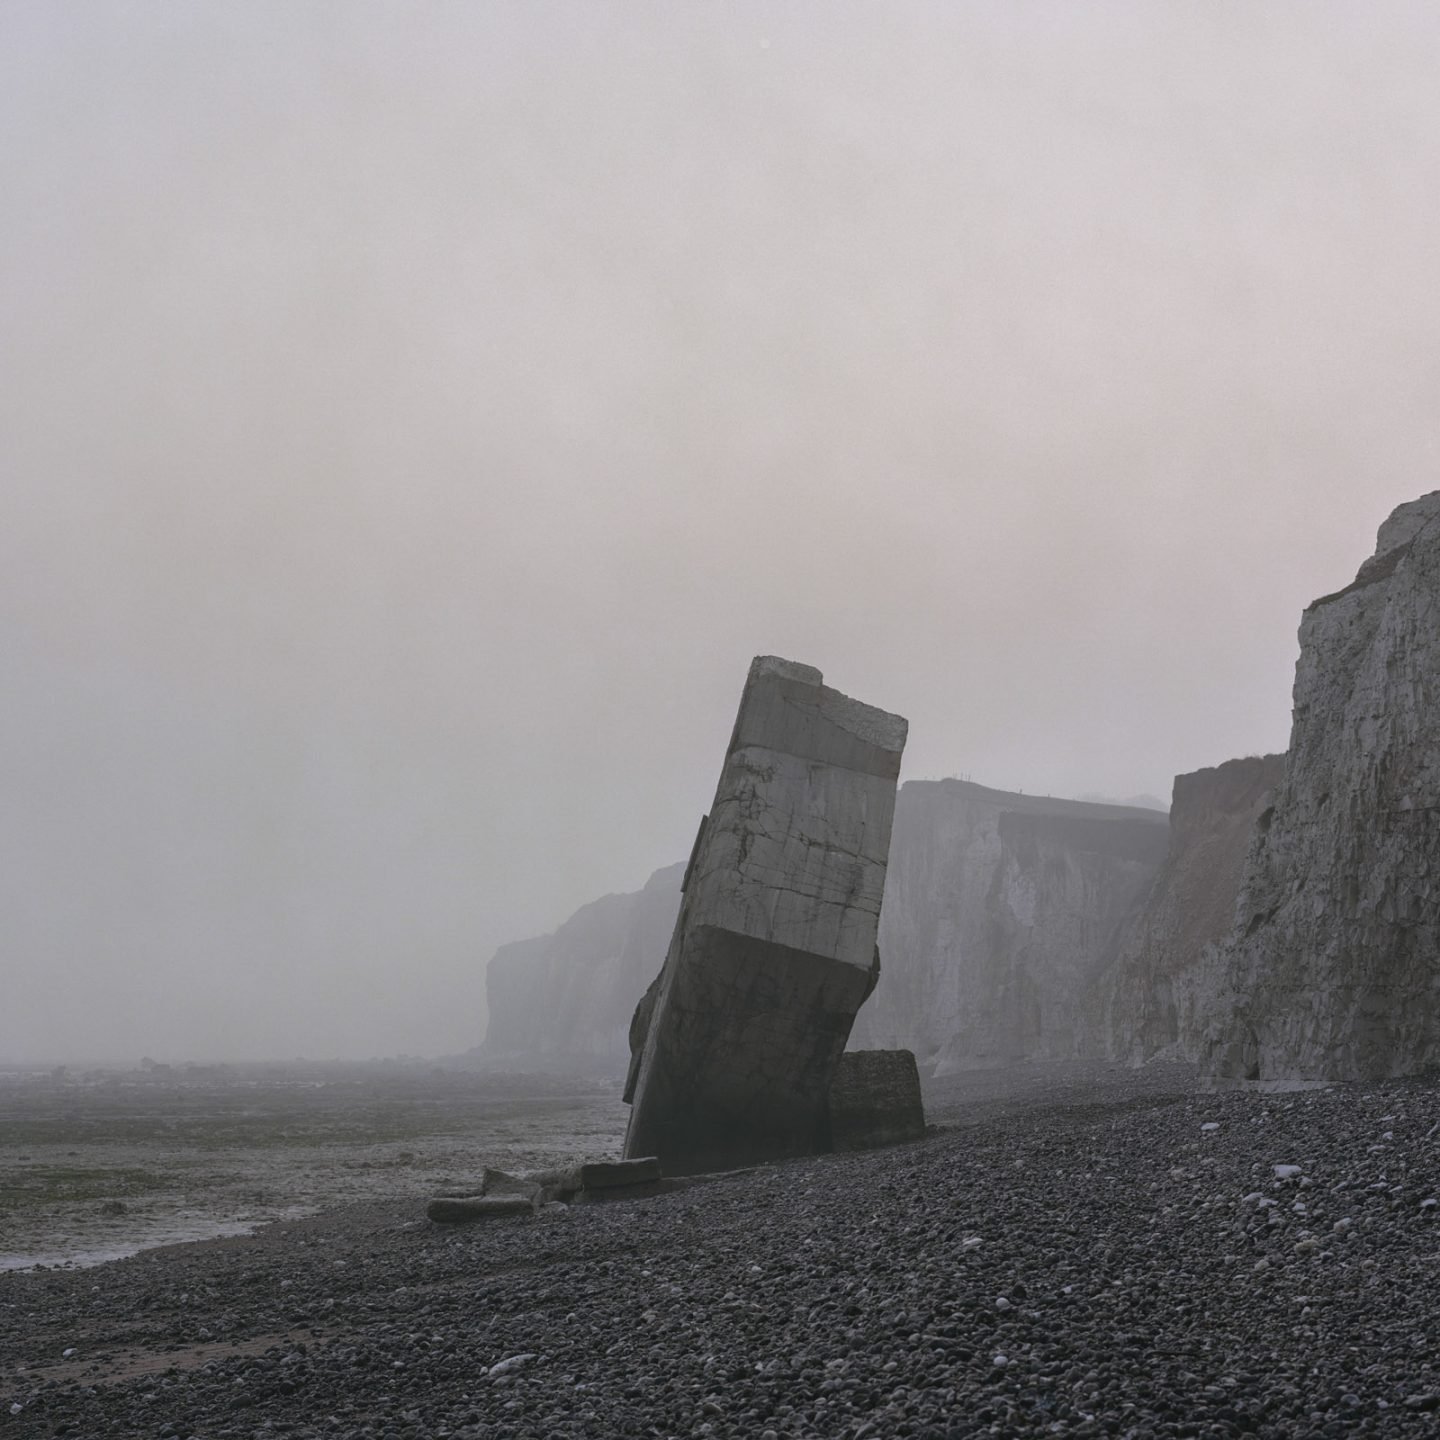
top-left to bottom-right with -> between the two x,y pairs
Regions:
3,2 -> 1437,1063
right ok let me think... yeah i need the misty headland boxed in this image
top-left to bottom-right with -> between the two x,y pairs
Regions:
5,489 -> 1439,1437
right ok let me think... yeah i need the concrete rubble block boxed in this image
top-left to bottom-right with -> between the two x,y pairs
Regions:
826,1049 -> 927,1151
516,1166 -> 577,1203
625,656 -> 907,1174
562,1156 -> 662,1192
426,1194 -> 536,1223
481,1167 -> 543,1203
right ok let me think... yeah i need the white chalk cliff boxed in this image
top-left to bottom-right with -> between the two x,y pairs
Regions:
851,781 -> 1169,1072
1207,491 -> 1440,1081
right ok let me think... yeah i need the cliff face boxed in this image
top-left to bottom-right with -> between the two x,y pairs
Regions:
850,781 -> 1169,1073
480,784 -> 1169,1076
1099,755 -> 1283,1064
479,862 -> 683,1072
1208,492 -> 1440,1081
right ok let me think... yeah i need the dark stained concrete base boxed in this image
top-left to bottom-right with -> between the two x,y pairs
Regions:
826,1049 -> 927,1151
624,925 -> 878,1174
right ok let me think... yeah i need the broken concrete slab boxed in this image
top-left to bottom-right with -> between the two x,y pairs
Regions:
562,1156 -> 661,1192
514,1166 -> 576,1204
827,1049 -> 927,1151
426,1193 -> 536,1223
481,1167 -> 543,1203
624,656 -> 907,1174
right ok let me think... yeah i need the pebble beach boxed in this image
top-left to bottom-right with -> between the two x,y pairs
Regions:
4,1065 -> 1440,1439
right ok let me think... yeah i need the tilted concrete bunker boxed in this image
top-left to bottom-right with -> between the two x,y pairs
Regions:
623,656 -> 908,1173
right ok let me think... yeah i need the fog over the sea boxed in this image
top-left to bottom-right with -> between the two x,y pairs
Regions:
3,3 -> 1438,1063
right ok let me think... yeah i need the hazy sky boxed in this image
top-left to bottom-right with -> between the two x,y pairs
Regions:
4,2 -> 1438,1063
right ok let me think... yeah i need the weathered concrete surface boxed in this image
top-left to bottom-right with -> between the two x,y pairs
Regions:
562,1157 -> 661,1191
1207,492 -> 1440,1082
624,657 -> 906,1173
479,1167 -> 544,1203
1098,755 -> 1284,1065
826,1049 -> 926,1151
426,1194 -> 535,1223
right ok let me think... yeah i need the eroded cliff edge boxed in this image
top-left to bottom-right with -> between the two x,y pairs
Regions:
1207,491 -> 1440,1081
1099,754 -> 1283,1065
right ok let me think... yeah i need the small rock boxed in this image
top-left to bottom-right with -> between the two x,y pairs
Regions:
489,1353 -> 537,1378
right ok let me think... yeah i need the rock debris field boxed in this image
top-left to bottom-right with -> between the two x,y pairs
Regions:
4,1065 -> 1440,1439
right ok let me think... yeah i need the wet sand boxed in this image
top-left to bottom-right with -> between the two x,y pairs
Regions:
0,1066 -> 629,1271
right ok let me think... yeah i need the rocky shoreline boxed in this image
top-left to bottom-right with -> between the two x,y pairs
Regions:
4,1066 -> 1439,1438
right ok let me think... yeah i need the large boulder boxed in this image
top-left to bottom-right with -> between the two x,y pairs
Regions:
1207,492 -> 1440,1081
624,657 -> 907,1173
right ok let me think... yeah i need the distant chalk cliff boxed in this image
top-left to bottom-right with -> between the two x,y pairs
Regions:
852,781 -> 1168,1071
479,785 -> 1172,1076
478,863 -> 682,1072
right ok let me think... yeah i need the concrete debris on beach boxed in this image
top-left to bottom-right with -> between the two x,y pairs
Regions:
426,1156 -> 664,1222
624,656 -> 913,1174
